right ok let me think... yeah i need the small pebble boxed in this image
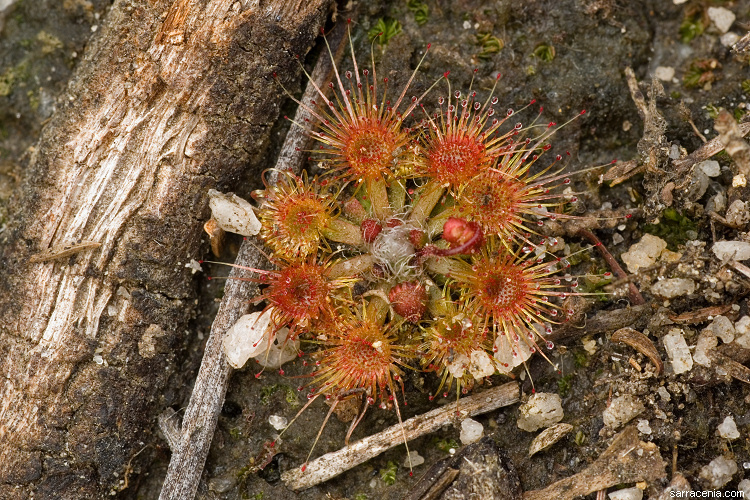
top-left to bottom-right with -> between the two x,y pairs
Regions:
650,278 -> 695,299
208,189 -> 261,236
460,418 -> 484,444
717,416 -> 740,440
721,32 -> 740,47
734,316 -> 750,349
712,240 -> 750,261
699,456 -> 737,489
621,234 -> 667,273
404,450 -> 425,467
517,393 -> 564,432
494,332 -> 533,373
663,329 -> 693,374
268,414 -> 288,431
222,310 -> 275,369
603,394 -> 644,429
608,486 -> 643,500
468,350 -> 496,380
637,419 -> 652,435
696,159 -> 721,177
693,331 -> 717,368
739,479 -> 750,497
707,6 -> 735,33
725,200 -> 750,227
654,66 -> 674,82
658,386 -> 671,402
255,327 -> 299,369
705,316 -> 735,343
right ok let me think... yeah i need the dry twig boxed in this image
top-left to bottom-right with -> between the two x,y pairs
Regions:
281,382 -> 521,491
672,121 -> 750,172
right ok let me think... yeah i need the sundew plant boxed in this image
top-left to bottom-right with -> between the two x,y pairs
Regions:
212,22 -> 601,471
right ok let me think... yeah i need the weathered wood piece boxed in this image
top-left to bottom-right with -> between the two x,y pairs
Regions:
523,426 -> 666,500
158,16 -> 350,499
282,382 -> 520,491
0,0 -> 331,497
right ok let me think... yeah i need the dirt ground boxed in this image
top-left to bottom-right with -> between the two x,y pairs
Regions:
2,0 -> 750,499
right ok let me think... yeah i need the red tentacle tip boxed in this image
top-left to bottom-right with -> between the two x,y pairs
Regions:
426,43 -> 431,50
283,115 -> 288,120
198,260 -> 204,264
272,72 -> 277,78
626,214 -> 633,219
255,372 -> 262,379
206,276 -> 212,281
496,72 -> 502,80
580,109 -> 586,115
530,99 -> 537,104
611,159 -> 617,164
443,71 -> 451,78
473,68 -> 479,73
347,18 -> 352,24
270,441 -> 276,448
409,471 -> 414,477
301,464 -> 307,472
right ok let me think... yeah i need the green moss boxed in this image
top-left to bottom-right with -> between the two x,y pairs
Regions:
27,90 -> 39,111
433,436 -> 459,453
581,269 -> 613,302
380,460 -> 398,485
36,31 -> 63,55
0,60 -> 30,97
643,208 -> 699,251
260,384 -> 300,407
742,80 -> 750,94
573,350 -> 589,368
683,59 -> 719,89
705,103 -> 719,119
406,0 -> 429,25
354,494 -> 369,500
557,374 -> 574,397
679,16 -> 704,44
368,18 -> 402,46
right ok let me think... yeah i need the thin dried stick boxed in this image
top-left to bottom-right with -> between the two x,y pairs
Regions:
578,229 -> 645,305
281,382 -> 520,491
157,18 -> 349,500
672,121 -> 750,172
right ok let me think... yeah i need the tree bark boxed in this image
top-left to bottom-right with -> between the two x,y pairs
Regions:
0,1 -> 331,498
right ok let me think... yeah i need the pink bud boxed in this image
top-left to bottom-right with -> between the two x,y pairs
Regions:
443,217 -> 483,250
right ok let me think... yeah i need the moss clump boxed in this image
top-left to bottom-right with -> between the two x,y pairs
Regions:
643,208 -> 699,251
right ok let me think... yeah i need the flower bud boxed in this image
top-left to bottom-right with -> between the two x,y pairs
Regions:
388,281 -> 427,322
442,217 -> 484,253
